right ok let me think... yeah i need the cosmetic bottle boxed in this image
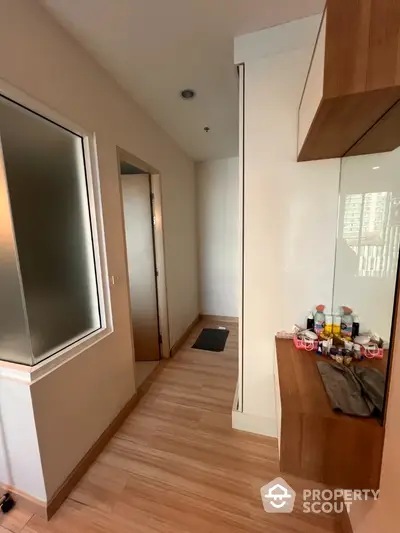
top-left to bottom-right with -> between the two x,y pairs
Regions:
307,311 -> 314,331
352,314 -> 360,338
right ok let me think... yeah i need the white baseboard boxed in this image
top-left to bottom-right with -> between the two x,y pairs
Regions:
232,408 -> 278,438
231,380 -> 278,438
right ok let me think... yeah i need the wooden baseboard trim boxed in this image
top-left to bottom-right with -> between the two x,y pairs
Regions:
136,359 -> 167,399
339,505 -> 354,533
170,315 -> 200,357
46,393 -> 139,520
2,485 -> 46,519
200,314 -> 239,324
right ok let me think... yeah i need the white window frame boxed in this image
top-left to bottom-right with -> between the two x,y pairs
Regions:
0,79 -> 112,383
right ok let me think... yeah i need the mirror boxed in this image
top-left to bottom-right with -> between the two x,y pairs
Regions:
333,150 -> 400,344
332,147 -> 400,421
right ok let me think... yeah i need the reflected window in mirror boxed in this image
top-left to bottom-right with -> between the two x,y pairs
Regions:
333,149 -> 400,424
334,151 -> 400,345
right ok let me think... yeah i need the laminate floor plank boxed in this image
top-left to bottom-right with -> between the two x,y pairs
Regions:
0,505 -> 33,533
20,318 -> 340,533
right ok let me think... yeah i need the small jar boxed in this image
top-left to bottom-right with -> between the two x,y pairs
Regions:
353,344 -> 362,360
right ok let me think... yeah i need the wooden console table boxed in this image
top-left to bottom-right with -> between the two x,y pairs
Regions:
275,338 -> 386,490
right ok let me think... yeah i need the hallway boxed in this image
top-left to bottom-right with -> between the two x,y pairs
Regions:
2,319 -> 340,533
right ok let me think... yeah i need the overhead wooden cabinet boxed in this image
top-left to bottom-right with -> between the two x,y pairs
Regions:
298,0 -> 400,162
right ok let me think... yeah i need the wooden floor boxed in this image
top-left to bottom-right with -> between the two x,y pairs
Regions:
0,319 -> 341,533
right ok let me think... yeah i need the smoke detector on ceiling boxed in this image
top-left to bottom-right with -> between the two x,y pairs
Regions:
180,89 -> 196,100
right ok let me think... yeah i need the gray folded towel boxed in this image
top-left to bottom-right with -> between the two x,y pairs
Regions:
317,361 -> 385,417
352,365 -> 385,414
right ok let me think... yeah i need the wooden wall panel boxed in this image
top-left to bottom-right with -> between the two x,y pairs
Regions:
367,0 -> 400,89
324,0 -> 372,98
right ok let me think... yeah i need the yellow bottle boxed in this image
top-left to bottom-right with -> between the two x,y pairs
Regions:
324,315 -> 333,335
333,315 -> 341,336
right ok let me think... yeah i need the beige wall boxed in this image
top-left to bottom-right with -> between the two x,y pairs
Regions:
0,0 -> 198,499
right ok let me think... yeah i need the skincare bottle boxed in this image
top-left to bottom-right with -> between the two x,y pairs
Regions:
352,314 -> 360,338
307,311 -> 314,331
314,305 -> 325,337
341,306 -> 354,338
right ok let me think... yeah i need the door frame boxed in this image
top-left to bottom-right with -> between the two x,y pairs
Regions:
116,147 -> 170,360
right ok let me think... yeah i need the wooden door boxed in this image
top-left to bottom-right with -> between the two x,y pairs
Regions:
121,174 -> 160,361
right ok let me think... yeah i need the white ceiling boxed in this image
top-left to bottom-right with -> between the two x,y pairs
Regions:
41,0 -> 324,162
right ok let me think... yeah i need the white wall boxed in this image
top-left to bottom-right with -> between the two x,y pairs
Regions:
196,157 -> 239,317
0,0 -> 198,500
235,17 -> 340,435
0,378 -> 45,501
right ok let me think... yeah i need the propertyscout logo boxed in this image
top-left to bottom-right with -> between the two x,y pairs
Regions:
261,478 -> 295,513
260,478 -> 379,514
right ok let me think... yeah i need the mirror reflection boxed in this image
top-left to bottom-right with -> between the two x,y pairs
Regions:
333,149 -> 400,347
295,148 -> 400,424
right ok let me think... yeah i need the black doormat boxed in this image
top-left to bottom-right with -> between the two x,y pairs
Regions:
192,328 -> 229,352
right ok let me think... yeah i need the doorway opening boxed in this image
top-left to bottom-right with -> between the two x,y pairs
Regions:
117,148 -> 170,389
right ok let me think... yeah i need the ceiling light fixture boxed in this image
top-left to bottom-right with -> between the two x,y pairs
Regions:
180,89 -> 196,100
373,166 -> 380,170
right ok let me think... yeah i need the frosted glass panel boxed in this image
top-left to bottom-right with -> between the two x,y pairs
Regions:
0,96 -> 100,364
0,141 -> 33,365
333,149 -> 400,344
